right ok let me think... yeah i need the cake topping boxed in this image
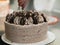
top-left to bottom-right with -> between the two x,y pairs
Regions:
14,16 -> 20,25
41,13 -> 47,22
20,17 -> 26,25
38,15 -> 44,23
6,11 -> 47,25
6,14 -> 15,23
32,12 -> 39,24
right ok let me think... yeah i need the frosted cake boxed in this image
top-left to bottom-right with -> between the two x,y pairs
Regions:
5,10 -> 48,43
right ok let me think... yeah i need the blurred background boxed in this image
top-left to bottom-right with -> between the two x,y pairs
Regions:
0,0 -> 60,45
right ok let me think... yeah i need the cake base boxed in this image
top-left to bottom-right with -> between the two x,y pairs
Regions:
1,31 -> 55,45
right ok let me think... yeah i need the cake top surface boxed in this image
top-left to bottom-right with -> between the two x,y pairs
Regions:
6,10 -> 47,25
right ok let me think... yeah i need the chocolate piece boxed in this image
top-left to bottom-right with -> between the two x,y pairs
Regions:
41,13 -> 47,22
20,17 -> 26,25
15,12 -> 21,16
32,12 -> 39,24
9,14 -> 15,23
6,14 -> 10,21
34,12 -> 39,15
6,14 -> 15,23
26,11 -> 32,19
21,12 -> 26,17
33,16 -> 38,24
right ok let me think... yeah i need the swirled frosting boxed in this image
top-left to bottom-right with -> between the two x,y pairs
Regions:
6,11 -> 47,25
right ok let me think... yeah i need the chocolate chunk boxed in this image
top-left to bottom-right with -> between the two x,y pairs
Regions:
41,13 -> 47,22
34,12 -> 39,15
33,16 -> 38,24
21,12 -> 26,17
20,17 -> 26,25
32,12 -> 39,18
6,14 -> 15,23
15,12 -> 21,16
9,14 -> 15,23
6,14 -> 10,21
26,11 -> 32,19
32,12 -> 39,24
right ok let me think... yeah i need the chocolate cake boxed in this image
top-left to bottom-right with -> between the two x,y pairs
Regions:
5,10 -> 48,43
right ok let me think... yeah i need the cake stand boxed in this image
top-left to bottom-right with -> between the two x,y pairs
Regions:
1,31 -> 56,45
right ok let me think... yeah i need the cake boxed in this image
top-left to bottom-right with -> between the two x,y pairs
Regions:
5,10 -> 48,43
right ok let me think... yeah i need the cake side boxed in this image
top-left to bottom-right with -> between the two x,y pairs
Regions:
5,21 -> 48,43
5,11 -> 48,43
